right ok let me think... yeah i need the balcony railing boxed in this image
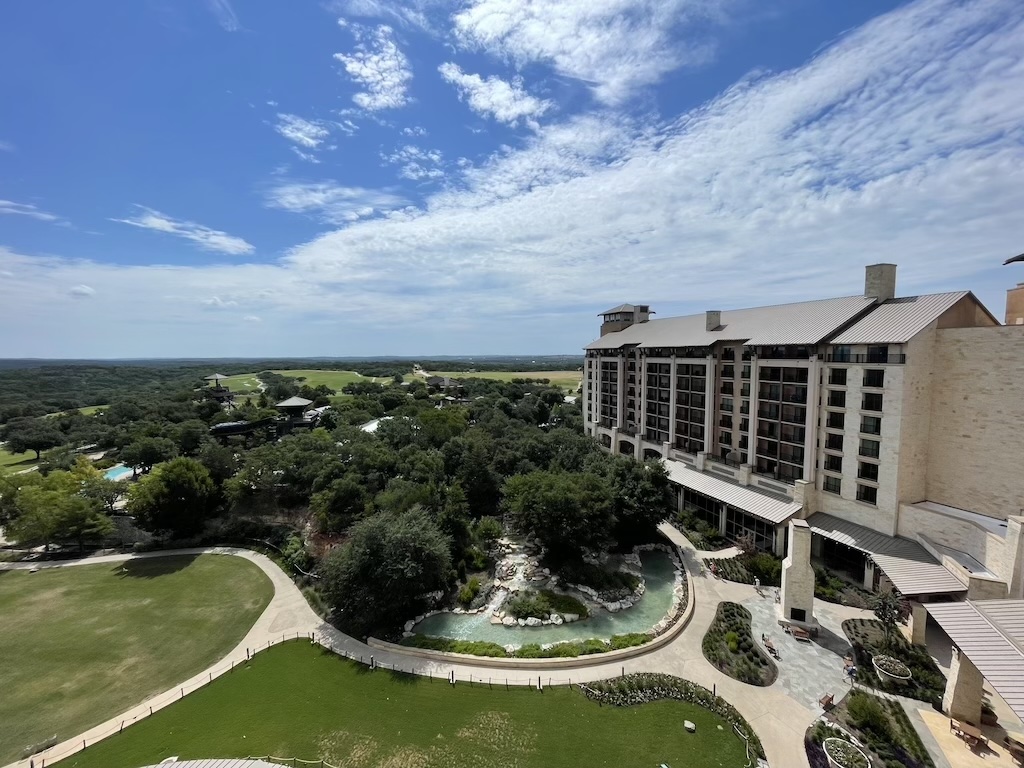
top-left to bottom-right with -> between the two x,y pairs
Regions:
705,453 -> 741,469
826,353 -> 906,364
859,446 -> 880,459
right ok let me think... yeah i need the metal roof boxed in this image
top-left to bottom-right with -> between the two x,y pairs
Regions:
806,513 -> 967,596
204,373 -> 229,381
830,292 -> 970,344
275,396 -> 313,408
140,760 -> 281,768
599,303 -> 647,315
926,600 -> 1024,723
664,458 -> 802,524
587,295 -> 876,350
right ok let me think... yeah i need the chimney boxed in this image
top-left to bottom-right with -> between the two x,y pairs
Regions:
865,263 -> 897,302
705,310 -> 721,332
1006,283 -> 1024,326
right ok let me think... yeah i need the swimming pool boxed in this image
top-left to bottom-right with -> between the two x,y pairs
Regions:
104,464 -> 133,481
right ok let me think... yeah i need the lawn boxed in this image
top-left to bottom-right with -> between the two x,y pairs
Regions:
43,404 -> 109,418
218,374 -> 264,395
0,446 -> 38,474
61,641 -> 747,768
0,554 -> 273,763
430,370 -> 582,391
271,369 -> 369,390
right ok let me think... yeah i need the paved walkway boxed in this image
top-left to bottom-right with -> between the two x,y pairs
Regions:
1,528 -> 867,768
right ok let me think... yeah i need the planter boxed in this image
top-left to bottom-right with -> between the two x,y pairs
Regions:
823,737 -> 870,768
872,654 -> 912,686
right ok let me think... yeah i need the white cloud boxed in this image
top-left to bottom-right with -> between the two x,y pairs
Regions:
265,181 -> 407,224
112,206 -> 254,256
207,0 -> 241,31
381,145 -> 445,181
451,0 -> 725,104
69,285 -> 95,298
0,200 -> 60,222
439,63 -> 552,128
274,113 -> 331,150
203,296 -> 238,308
402,125 -> 427,137
243,315 -> 262,322
334,25 -> 412,111
328,0 -> 445,32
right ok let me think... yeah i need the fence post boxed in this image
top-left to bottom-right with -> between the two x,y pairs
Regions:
181,688 -> 184,698
120,720 -> 124,733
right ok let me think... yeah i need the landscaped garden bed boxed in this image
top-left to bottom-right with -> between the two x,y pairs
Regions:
672,509 -> 730,551
400,631 -> 652,658
704,552 -> 782,586
813,566 -> 875,609
701,602 -> 777,686
805,689 -> 935,768
842,618 -> 945,706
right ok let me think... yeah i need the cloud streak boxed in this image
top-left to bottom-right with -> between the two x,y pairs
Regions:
334,24 -> 413,111
0,200 -> 60,222
265,181 -> 407,224
207,0 -> 241,31
439,64 -> 552,128
112,206 -> 255,256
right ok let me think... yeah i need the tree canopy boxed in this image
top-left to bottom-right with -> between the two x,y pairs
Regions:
127,457 -> 217,538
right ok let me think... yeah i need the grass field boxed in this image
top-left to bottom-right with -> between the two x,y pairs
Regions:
0,446 -> 38,474
0,555 -> 273,763
218,374 -> 264,395
61,641 -> 746,768
430,370 -> 582,391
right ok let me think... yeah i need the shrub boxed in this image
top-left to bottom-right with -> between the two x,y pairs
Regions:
399,635 -> 508,657
558,561 -> 640,600
457,576 -> 481,607
701,602 -> 776,686
514,643 -> 544,658
539,589 -> 588,617
725,631 -> 740,653
847,691 -> 892,739
505,591 -> 550,619
474,516 -> 503,546
608,633 -> 650,650
466,546 -> 489,572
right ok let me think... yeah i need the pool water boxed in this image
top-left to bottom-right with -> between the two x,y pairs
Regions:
104,465 -> 133,481
413,550 -> 678,646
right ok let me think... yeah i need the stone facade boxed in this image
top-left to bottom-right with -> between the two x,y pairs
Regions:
942,647 -> 984,725
780,520 -> 815,626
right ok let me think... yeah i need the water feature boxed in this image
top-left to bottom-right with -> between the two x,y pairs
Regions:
412,550 -> 679,646
104,464 -> 133,481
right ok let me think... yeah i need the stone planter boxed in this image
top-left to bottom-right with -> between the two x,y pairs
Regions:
872,654 -> 912,686
823,737 -> 870,768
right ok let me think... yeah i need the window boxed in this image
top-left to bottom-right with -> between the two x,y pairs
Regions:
832,346 -> 852,362
867,345 -> 889,363
721,397 -> 734,412
861,415 -> 882,435
829,368 -> 848,386
826,411 -> 845,430
858,462 -> 879,482
826,433 -> 844,451
857,484 -> 878,505
827,390 -> 847,408
720,431 -> 733,446
863,369 -> 884,388
862,392 -> 883,412
823,476 -> 841,495
859,439 -> 880,459
824,454 -> 843,472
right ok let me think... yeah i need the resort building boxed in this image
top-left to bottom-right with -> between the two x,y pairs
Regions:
583,264 -> 1024,604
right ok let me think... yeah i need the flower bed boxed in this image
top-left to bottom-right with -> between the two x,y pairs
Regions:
702,602 -> 776,686
581,672 -> 765,760
843,619 -> 944,705
823,737 -> 869,768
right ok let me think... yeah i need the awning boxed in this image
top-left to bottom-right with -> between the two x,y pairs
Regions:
926,600 -> 1024,723
806,513 -> 966,596
664,458 -> 802,525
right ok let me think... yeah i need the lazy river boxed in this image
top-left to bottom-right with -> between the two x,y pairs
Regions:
412,550 -> 678,646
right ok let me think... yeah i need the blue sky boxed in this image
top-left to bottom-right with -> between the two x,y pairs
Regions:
1,0 -> 1022,358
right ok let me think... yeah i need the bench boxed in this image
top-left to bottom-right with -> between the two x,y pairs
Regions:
819,693 -> 834,710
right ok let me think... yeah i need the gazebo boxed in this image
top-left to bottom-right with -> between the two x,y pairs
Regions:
202,373 -> 233,404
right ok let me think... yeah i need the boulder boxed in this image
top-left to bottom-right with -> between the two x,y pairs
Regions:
502,616 -> 517,627
550,613 -> 564,625
605,601 -> 621,613
453,607 -> 464,614
684,720 -> 696,733
517,618 -> 527,627
404,620 -> 415,633
563,613 -> 579,623
525,616 -> 542,627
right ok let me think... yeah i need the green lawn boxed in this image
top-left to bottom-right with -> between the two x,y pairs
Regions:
270,369 -> 369,389
218,374 -> 264,395
0,446 -> 38,474
61,641 -> 746,768
0,554 -> 273,763
430,370 -> 582,392
43,404 -> 109,418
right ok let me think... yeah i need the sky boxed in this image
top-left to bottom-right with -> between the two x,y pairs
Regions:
1,0 -> 1022,359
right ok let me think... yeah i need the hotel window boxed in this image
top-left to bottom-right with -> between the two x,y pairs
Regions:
861,415 -> 882,435
866,345 -> 889,363
858,462 -> 879,482
824,454 -> 843,473
823,476 -> 841,495
826,411 -> 845,430
825,433 -> 844,451
827,390 -> 846,408
720,431 -> 733,446
863,369 -> 885,388
832,346 -> 852,362
862,392 -> 883,412
829,368 -> 847,386
859,438 -> 880,459
856,484 -> 878,505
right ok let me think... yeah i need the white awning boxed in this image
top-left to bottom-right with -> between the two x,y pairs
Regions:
664,459 -> 802,525
807,513 -> 966,596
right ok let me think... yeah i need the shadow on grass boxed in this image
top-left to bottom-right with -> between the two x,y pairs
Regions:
115,554 -> 199,578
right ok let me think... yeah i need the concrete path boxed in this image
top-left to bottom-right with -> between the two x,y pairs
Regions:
1,528 -> 861,768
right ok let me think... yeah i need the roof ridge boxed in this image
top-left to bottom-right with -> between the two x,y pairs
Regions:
973,602 -> 1024,657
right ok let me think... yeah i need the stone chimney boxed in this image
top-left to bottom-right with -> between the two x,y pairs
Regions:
780,519 -> 816,627
865,263 -> 897,302
1006,283 -> 1024,326
705,310 -> 721,332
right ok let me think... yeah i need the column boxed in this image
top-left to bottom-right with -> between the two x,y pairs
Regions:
943,647 -> 984,724
616,356 -> 625,429
746,354 -> 758,466
704,353 -> 716,456
803,357 -> 821,481
910,601 -> 928,646
781,519 -> 816,625
668,357 -> 677,449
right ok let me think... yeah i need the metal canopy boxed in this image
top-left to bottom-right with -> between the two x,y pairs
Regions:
664,458 -> 802,525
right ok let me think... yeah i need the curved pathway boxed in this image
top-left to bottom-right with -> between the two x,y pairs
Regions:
1,529 -> 845,768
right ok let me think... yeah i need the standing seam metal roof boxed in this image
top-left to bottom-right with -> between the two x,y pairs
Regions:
925,600 -> 1024,723
587,295 -> 876,350
664,459 -> 802,524
830,292 -> 969,344
805,513 -> 966,595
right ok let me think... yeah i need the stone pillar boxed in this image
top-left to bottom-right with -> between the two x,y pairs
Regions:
1007,516 -> 1024,600
910,601 -> 928,646
737,464 -> 751,486
943,646 -> 984,725
781,519 -> 816,626
695,451 -> 707,472
718,503 -> 728,536
863,558 -> 875,591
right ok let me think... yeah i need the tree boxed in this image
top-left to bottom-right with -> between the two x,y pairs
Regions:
198,441 -> 238,486
120,436 -> 178,473
502,470 -> 615,559
81,476 -> 128,513
2,417 -> 64,460
174,419 -> 209,455
600,457 -> 672,546
128,457 -> 217,538
7,477 -> 114,550
874,590 -> 902,650
319,507 -> 453,635
311,475 -> 369,533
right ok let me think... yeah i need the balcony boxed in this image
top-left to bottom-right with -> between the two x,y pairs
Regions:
720,383 -> 734,395
706,453 -> 742,469
825,353 -> 906,364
